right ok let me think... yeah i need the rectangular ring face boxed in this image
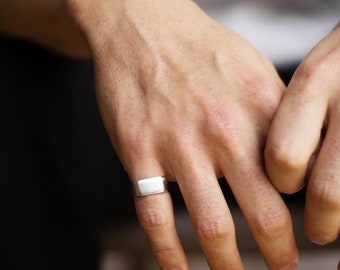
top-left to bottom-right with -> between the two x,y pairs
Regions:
134,176 -> 167,196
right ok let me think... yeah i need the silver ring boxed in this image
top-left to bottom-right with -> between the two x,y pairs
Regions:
133,176 -> 168,197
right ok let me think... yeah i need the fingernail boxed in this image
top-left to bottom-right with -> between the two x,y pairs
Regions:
310,239 -> 328,245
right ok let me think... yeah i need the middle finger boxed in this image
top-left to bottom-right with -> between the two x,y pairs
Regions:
175,155 -> 244,269
226,154 -> 299,269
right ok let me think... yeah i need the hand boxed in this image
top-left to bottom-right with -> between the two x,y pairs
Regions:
265,24 -> 340,247
68,0 -> 298,268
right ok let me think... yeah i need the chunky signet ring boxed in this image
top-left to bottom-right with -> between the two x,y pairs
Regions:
133,176 -> 168,197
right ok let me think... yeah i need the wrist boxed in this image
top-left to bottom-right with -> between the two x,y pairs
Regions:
66,0 -> 122,53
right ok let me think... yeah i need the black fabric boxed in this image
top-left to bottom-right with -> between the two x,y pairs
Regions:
0,37 -> 135,270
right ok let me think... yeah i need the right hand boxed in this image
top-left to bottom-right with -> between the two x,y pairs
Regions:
68,0 -> 298,269
265,23 -> 340,268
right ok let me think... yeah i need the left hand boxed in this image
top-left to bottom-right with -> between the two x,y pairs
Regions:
265,23 -> 340,246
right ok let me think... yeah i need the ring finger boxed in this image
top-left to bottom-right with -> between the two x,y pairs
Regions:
134,178 -> 189,269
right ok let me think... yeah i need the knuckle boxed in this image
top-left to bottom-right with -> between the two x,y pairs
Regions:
158,115 -> 197,150
252,205 -> 290,238
122,126 -> 155,160
265,142 -> 309,194
310,177 -> 340,210
169,125 -> 194,147
197,216 -> 233,241
241,74 -> 283,116
138,206 -> 167,229
266,142 -> 306,173
124,129 -> 153,157
298,54 -> 334,85
319,191 -> 340,211
204,108 -> 235,137
231,65 -> 284,116
202,107 -> 243,154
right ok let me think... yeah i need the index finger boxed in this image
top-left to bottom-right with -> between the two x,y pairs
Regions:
265,68 -> 328,193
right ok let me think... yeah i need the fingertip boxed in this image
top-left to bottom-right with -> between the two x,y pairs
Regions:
306,231 -> 337,246
304,211 -> 339,246
307,230 -> 340,246
309,239 -> 328,246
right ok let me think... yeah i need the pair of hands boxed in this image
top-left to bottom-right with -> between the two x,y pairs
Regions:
68,0 -> 340,269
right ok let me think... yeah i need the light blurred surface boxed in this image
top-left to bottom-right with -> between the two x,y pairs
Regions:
195,0 -> 340,66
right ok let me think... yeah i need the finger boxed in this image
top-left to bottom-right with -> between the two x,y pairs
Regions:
304,117 -> 340,244
176,157 -> 244,269
226,156 -> 299,269
135,192 -> 189,269
265,69 -> 328,193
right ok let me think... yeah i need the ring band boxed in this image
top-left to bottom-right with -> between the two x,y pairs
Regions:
133,176 -> 168,197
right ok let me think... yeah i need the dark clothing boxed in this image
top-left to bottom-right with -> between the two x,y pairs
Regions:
0,37 -> 135,270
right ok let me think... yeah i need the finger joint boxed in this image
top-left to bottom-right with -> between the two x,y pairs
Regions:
197,216 -> 233,241
252,205 -> 291,239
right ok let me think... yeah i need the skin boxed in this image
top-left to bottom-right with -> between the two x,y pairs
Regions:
2,0 -> 337,269
0,0 -> 90,57
265,24 -> 340,247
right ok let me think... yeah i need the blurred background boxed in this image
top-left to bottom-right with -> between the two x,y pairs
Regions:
0,1 -> 339,269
